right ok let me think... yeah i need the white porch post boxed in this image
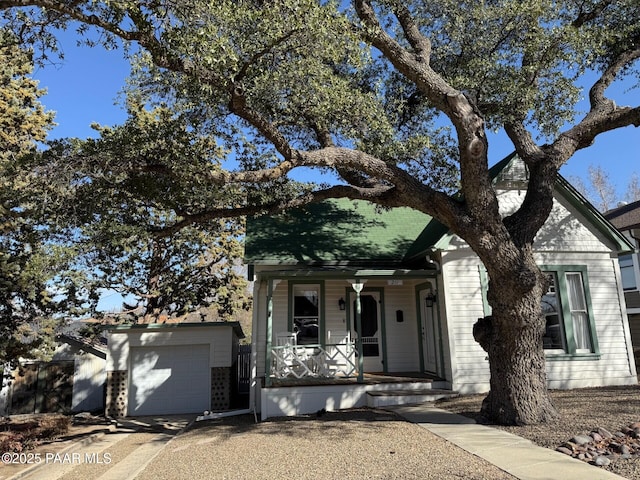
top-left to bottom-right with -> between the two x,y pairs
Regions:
350,280 -> 366,383
265,279 -> 275,387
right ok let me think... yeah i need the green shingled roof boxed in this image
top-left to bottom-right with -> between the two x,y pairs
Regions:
245,153 -> 632,267
244,198 -> 433,266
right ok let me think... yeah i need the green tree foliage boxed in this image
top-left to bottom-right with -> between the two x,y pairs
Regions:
0,29 -> 60,366
32,105 -> 252,323
1,0 -> 638,424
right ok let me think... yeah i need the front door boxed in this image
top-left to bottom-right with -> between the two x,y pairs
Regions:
349,291 -> 384,372
419,285 -> 440,374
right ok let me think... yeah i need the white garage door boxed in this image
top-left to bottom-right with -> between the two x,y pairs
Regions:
129,344 -> 210,416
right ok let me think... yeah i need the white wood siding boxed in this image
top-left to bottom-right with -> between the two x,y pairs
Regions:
251,279 -> 289,378
446,190 -> 616,253
72,354 -> 106,412
323,280 -> 351,340
441,189 -> 637,393
107,325 -> 235,371
378,280 -> 421,372
51,342 -> 106,412
440,252 -> 490,393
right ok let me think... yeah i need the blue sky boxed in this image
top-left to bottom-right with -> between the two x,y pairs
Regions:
34,36 -> 640,199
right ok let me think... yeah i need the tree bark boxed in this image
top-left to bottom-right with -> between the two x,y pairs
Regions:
141,238 -> 164,324
473,256 -> 559,425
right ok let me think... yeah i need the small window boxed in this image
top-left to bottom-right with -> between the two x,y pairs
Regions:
620,255 -> 636,290
541,268 -> 596,356
292,285 -> 320,345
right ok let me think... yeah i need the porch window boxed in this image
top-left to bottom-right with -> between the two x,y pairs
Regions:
292,284 -> 320,345
541,267 -> 597,356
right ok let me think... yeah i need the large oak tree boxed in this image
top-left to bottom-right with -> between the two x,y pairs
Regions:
1,0 -> 639,424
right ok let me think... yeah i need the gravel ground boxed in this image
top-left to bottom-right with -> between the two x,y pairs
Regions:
137,408 -> 516,480
437,384 -> 640,480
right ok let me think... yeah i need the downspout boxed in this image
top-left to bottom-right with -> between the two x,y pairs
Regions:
630,231 -> 640,299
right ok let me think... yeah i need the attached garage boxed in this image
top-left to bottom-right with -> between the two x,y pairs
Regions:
105,322 -> 244,417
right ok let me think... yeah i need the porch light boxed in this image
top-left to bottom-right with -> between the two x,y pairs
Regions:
338,297 -> 346,310
425,289 -> 437,308
348,279 -> 366,293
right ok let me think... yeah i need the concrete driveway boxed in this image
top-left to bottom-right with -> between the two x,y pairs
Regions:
3,415 -> 193,480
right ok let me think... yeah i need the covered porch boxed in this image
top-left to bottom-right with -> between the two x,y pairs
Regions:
259,268 -> 445,387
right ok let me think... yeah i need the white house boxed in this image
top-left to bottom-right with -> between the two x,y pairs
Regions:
605,199 -> 640,362
244,154 -> 638,419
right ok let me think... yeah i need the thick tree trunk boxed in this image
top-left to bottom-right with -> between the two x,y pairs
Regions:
473,268 -> 559,425
141,239 -> 164,324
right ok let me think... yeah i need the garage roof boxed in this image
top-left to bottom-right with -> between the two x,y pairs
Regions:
106,321 -> 245,339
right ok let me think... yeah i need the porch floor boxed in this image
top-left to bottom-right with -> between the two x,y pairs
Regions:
267,371 -> 443,388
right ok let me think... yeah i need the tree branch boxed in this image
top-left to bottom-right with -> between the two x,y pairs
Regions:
504,122 -> 545,163
228,83 -> 295,160
354,0 -> 496,222
233,29 -> 301,83
572,0 -> 614,28
354,0 -> 453,110
0,0 -> 142,41
390,2 -> 431,62
150,184 -> 398,238
552,43 -> 640,165
589,38 -> 640,112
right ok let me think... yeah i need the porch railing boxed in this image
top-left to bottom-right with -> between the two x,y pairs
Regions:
270,341 -> 357,379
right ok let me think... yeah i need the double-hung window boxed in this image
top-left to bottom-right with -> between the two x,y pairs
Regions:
541,267 -> 598,357
620,254 -> 637,291
291,284 -> 321,345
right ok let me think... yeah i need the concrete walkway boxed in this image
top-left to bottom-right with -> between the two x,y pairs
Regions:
388,404 -> 626,480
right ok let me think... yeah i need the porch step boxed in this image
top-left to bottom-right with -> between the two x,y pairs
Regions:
366,388 -> 459,408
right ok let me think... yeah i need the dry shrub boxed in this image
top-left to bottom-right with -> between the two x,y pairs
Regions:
0,415 -> 70,452
37,415 -> 70,440
0,431 -> 34,452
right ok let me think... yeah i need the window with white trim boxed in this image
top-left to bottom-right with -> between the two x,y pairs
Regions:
542,268 -> 596,355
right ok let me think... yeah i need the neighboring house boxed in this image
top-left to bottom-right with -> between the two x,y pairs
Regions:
105,322 -> 245,417
0,335 -> 107,416
245,154 -> 638,419
605,199 -> 640,362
